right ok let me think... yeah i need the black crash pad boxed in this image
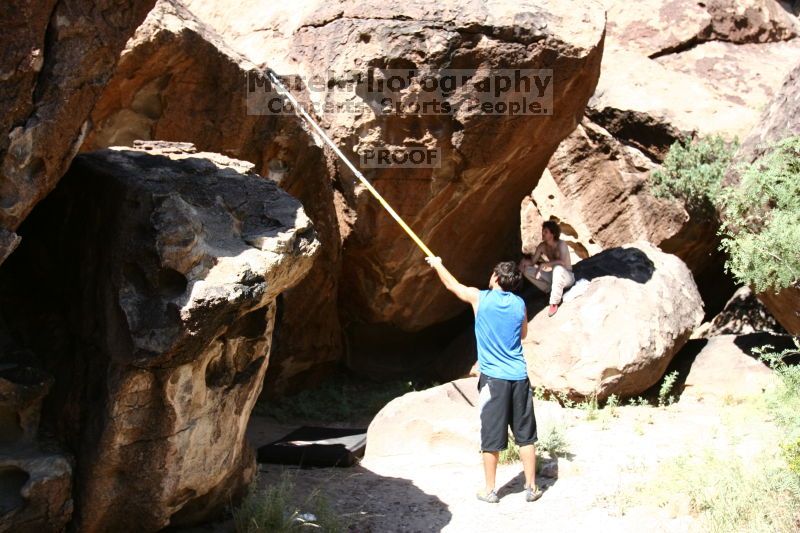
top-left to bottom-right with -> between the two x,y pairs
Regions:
256,426 -> 367,467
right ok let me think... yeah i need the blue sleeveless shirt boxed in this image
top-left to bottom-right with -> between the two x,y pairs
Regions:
475,289 -> 527,380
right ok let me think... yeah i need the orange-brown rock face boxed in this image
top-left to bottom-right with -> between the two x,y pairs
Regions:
261,1 -> 606,334
87,0 -> 607,383
0,0 -> 156,266
522,0 -> 800,317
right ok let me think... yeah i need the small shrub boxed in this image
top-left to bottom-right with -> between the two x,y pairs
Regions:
556,392 -> 576,409
500,434 -> 521,465
605,394 -> 620,418
539,425 -> 570,459
719,136 -> 800,292
755,339 -> 800,392
578,393 -> 599,420
503,425 -> 569,465
233,474 -> 296,533
627,396 -> 649,407
651,135 -> 737,217
782,439 -> 800,478
533,385 -> 547,401
233,474 -> 347,533
758,338 -> 800,481
658,371 -> 679,407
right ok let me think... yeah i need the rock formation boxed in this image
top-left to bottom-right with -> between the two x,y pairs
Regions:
0,350 -> 72,533
693,286 -> 787,338
0,142 -> 318,531
0,0 -> 156,266
82,0 -> 343,393
524,242 -> 704,401
680,335 -> 779,403
521,0 -> 800,317
365,377 -> 481,466
86,0 -> 607,384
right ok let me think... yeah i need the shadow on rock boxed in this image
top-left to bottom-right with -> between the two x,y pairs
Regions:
519,284 -> 549,318
573,246 -> 655,284
733,332 -> 798,363
643,338 -> 707,402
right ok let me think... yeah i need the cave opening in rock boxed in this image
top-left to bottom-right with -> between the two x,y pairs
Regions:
0,466 -> 29,516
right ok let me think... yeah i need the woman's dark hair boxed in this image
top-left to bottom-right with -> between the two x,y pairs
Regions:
542,220 -> 561,240
493,261 -> 522,292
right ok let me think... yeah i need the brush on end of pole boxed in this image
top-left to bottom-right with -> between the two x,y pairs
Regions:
264,68 -> 281,87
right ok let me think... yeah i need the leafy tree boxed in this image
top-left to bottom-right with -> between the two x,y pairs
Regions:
719,136 -> 800,293
652,134 -> 799,293
651,135 -> 737,217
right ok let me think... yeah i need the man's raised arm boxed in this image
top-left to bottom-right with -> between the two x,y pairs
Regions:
425,257 -> 480,314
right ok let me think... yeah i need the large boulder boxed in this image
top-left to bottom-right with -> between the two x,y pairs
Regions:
251,0 -> 606,335
88,0 -> 607,384
364,376 -> 567,467
364,378 -> 481,466
520,121 -> 683,259
734,62 -> 800,335
0,142 -> 318,531
679,335 -> 779,403
523,242 -> 704,401
82,0 -> 343,393
522,0 -> 800,318
0,0 -> 156,266
693,286 -> 787,338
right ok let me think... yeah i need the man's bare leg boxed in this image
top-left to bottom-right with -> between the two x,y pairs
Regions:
482,451 -> 499,492
519,444 -> 536,488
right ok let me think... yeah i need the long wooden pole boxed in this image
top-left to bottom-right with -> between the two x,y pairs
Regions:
265,70 -> 435,258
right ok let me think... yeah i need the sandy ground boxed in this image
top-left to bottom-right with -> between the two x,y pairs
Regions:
187,394 -> 779,533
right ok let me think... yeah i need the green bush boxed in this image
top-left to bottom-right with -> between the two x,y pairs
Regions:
782,439 -> 800,478
499,435 -> 521,464
757,338 -> 800,480
658,370 -> 679,407
651,135 -> 737,216
538,425 -> 570,459
500,423 -> 570,465
653,134 -> 799,293
720,136 -> 800,293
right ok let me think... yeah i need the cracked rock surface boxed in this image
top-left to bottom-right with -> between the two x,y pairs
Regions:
0,142 -> 318,532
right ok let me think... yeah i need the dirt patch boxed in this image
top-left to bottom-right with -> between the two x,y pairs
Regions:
182,395 -> 782,532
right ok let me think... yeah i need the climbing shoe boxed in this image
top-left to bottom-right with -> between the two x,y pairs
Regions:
547,304 -> 558,317
476,490 -> 499,503
525,485 -> 543,502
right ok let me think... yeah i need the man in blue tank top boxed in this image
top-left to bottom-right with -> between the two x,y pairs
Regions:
426,257 -> 542,504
